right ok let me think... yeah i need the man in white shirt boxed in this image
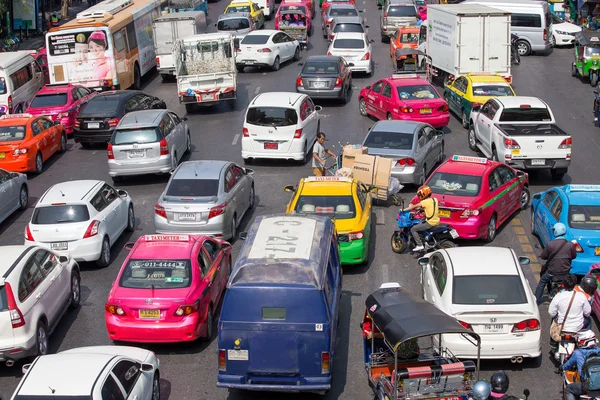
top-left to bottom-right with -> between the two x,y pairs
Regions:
549,274 -> 591,334
312,132 -> 336,176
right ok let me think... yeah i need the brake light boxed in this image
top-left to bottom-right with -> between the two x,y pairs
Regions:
334,78 -> 343,87
362,52 -> 370,61
107,143 -> 114,159
296,77 -> 303,87
154,204 -> 167,219
327,18 -> 333,25
12,148 -> 28,156
209,202 -> 227,219
349,231 -> 364,241
5,283 -> 25,328
460,209 -> 480,218
327,51 -> 333,56
83,220 -> 100,239
174,300 -> 200,316
257,48 -> 272,53
159,139 -> 169,155
242,127 -> 249,137
565,334 -> 573,340
512,318 -> 540,333
559,137 -> 572,149
155,57 -> 160,68
384,12 -> 388,17
218,349 -> 227,371
573,241 -> 584,253
7,96 -> 12,111
74,120 -> 80,129
458,320 -> 471,329
108,118 -> 120,127
105,304 -> 126,316
294,129 -> 303,139
321,352 -> 330,374
503,138 -> 520,149
400,107 -> 413,113
24,224 -> 34,241
396,158 -> 415,166
438,104 -> 449,112
543,28 -> 547,41
330,34 -> 335,40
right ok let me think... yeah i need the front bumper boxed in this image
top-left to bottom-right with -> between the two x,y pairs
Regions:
441,331 -> 541,359
339,238 -> 367,264
554,31 -> 577,46
27,236 -> 103,262
106,313 -> 204,343
507,158 -> 570,170
108,157 -> 171,177
297,86 -> 344,99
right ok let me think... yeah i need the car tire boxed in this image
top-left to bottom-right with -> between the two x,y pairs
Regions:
468,126 -> 478,151
35,152 -> 43,174
126,205 -> 135,232
133,64 -> 141,90
204,308 -> 214,340
249,185 -> 255,209
551,169 -> 566,180
59,134 -> 67,153
359,97 -> 368,116
18,185 -> 28,211
112,176 -> 123,183
461,110 -> 469,129
271,56 -> 280,71
530,208 -> 538,237
439,239 -> 457,249
340,87 -> 348,104
36,321 -> 48,356
550,34 -> 556,47
520,186 -> 530,210
293,46 -> 300,61
152,371 -> 161,400
69,272 -> 81,309
517,40 -> 531,56
236,65 -> 245,73
491,147 -> 498,162
485,214 -> 497,243
185,132 -> 192,154
230,214 -> 237,241
97,236 -> 111,267
171,152 -> 178,171
386,112 -> 393,120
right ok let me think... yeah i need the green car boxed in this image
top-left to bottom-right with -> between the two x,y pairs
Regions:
572,31 -> 600,87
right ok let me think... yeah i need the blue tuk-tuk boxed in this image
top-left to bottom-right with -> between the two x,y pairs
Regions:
217,214 -> 342,394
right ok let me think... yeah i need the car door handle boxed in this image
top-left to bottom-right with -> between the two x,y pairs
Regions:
112,207 -> 118,212
36,293 -> 42,300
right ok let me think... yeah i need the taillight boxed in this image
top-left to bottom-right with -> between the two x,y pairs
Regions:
321,351 -> 330,374
399,107 -> 413,113
330,34 -> 334,40
160,139 -> 169,155
543,28 -> 547,41
472,102 -> 482,109
334,78 -> 342,87
174,300 -> 200,316
396,158 -> 415,166
257,48 -> 272,53
7,95 -> 12,111
327,51 -> 333,56
438,104 -> 449,112
460,209 -> 480,218
512,318 -> 540,333
155,204 -> 167,218
218,349 -> 227,371
294,129 -> 303,139
458,320 -> 471,329
573,241 -> 584,253
12,148 -> 28,157
74,120 -> 81,129
108,118 -> 120,127
155,57 -> 160,68
362,52 -> 370,61
242,127 -> 249,137
107,143 -> 114,160
327,18 -> 333,25
5,283 -> 25,328
503,138 -> 520,149
559,137 -> 572,149
83,220 -> 100,238
209,202 -> 227,219
384,12 -> 388,17
296,77 -> 303,87
105,304 -> 126,316
349,231 -> 364,241
24,224 -> 34,241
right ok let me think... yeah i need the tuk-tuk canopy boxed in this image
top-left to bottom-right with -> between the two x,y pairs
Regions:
366,286 -> 480,352
576,31 -> 600,47
394,49 -> 427,58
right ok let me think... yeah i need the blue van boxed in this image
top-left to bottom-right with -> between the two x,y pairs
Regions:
217,214 -> 342,394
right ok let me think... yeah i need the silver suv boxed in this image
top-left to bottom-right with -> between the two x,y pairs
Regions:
216,12 -> 255,48
380,0 -> 418,41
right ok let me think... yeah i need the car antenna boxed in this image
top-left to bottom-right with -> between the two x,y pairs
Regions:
48,386 -> 56,394
151,284 -> 155,297
60,190 -> 65,197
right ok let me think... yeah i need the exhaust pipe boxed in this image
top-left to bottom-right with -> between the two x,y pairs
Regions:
510,356 -> 517,363
5,359 -> 15,367
516,357 -> 524,363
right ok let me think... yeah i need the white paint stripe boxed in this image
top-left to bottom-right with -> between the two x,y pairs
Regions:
255,86 -> 261,94
91,150 -> 97,154
232,134 -> 240,145
376,209 -> 385,225
382,263 -> 389,283
262,72 -> 267,75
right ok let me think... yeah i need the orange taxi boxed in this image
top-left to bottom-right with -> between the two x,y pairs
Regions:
0,113 -> 66,174
390,26 -> 420,62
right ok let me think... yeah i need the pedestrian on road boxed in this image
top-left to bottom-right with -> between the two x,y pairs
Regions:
312,132 -> 335,176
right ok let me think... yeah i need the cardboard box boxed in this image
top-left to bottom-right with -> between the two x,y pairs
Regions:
352,154 -> 392,189
341,146 -> 368,169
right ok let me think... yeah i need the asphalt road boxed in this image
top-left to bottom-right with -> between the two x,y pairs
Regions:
1,1 -> 598,399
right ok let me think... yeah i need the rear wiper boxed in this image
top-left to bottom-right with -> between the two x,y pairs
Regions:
271,123 -> 278,130
117,141 -> 140,145
55,219 -> 75,223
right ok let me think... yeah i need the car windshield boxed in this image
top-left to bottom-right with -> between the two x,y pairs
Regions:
333,24 -> 364,33
0,125 -> 26,142
294,195 -> 356,219
227,5 -> 250,12
428,172 -> 483,196
79,96 -> 121,116
241,34 -> 270,45
568,205 -> 600,230
166,179 -> 219,197
397,84 -> 439,100
399,33 -> 418,43
111,128 -> 161,145
29,93 -> 68,108
387,5 -> 416,17
363,130 -> 413,150
302,61 -> 339,74
32,205 -> 90,224
472,84 -> 514,97
551,13 -> 563,24
585,46 -> 600,57
453,275 -> 527,305
499,107 -> 552,122
329,8 -> 358,16
218,18 -> 250,30
332,38 -> 365,49
246,107 -> 298,126
119,259 -> 192,289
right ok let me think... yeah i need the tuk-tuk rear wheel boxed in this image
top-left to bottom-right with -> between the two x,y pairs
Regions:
591,71 -> 599,87
572,63 -> 578,77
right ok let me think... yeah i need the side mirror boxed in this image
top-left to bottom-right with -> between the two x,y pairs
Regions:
315,105 -> 323,112
117,189 -> 128,197
214,23 -> 217,27
9,172 -> 19,179
141,363 -> 154,372
284,185 -> 296,193
348,63 -> 355,67
124,242 -> 135,251
239,231 -> 248,240
418,257 -> 429,266
244,167 -> 255,175
22,364 -> 32,374
59,255 -> 69,264
472,105 -> 481,112
365,85 -> 371,90
518,256 -> 531,265
221,242 -> 232,249
516,170 -> 526,177
533,193 -> 541,200
436,130 -> 443,136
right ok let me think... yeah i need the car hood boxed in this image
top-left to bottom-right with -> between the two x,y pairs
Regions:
553,22 -> 582,33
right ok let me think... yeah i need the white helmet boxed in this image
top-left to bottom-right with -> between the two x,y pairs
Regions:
578,330 -> 597,348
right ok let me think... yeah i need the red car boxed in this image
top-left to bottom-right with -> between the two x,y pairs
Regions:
26,84 -> 97,135
413,155 -> 530,242
28,48 -> 49,85
105,234 -> 231,343
358,75 -> 450,129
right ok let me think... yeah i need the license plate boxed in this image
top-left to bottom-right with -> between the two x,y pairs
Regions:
244,60 -> 256,64
87,122 -> 100,129
420,108 -> 432,114
139,309 -> 160,319
264,142 -> 278,150
439,209 -> 451,218
312,81 -> 328,88
483,324 -> 503,332
228,349 -> 249,360
51,242 -> 68,250
0,152 -> 4,159
128,150 -> 144,158
178,213 -> 196,221
201,93 -> 215,101
596,247 -> 600,256
449,229 -> 459,239
531,159 -> 545,166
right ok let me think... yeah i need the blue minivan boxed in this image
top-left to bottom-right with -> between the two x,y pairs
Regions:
217,214 -> 342,394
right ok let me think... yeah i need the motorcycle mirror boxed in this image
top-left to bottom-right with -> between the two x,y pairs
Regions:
418,256 -> 429,266
518,256 -> 531,265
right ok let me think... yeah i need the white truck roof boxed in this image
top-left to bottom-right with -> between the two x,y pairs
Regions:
179,32 -> 233,43
426,4 -> 510,15
495,96 -> 548,109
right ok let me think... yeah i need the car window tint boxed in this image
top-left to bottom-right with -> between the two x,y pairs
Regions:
112,360 -> 141,395
203,240 -> 218,259
224,168 -> 234,192
31,121 -> 43,136
39,118 -> 53,130
543,190 -> 558,208
19,258 -> 44,301
33,250 -> 57,276
124,96 -> 139,113
101,184 -> 118,205
551,197 -> 563,220
91,192 -> 108,212
32,205 -> 90,224
488,170 -> 502,192
80,96 -> 121,116
119,259 -> 191,289
72,88 -> 81,101
101,374 -> 125,400
496,165 -> 515,185
30,93 -> 68,108
371,81 -> 384,94
356,186 -> 366,210
169,112 -> 181,125
430,254 -> 447,295
453,275 -> 527,304
381,83 -> 392,98
232,165 -> 244,183
455,77 -> 467,93
197,250 -> 209,276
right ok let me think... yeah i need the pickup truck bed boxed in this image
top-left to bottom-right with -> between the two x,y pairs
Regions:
495,123 -> 570,137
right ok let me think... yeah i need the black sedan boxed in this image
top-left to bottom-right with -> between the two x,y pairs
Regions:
296,55 -> 353,103
73,91 -> 167,146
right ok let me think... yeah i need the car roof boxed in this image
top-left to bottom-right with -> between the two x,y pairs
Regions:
465,73 -> 512,84
227,0 -> 253,5
118,109 -> 167,129
558,185 -> 600,206
299,177 -> 355,195
246,29 -> 279,36
218,11 -> 252,19
36,84 -> 77,95
250,92 -> 304,107
131,235 -> 203,260
371,120 -> 424,133
333,32 -> 366,40
436,155 -> 498,176
494,96 -> 547,109
38,180 -> 104,205
306,55 -> 340,62
0,114 -> 35,125
0,246 -> 33,278
442,247 -> 519,276
0,51 -> 34,69
173,160 -> 229,180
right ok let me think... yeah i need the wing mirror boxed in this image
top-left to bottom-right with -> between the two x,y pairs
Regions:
239,231 -> 248,240
523,389 -> 530,400
516,170 -> 526,177
436,130 -> 444,137
315,105 -> 323,112
518,256 -> 531,265
244,167 -> 255,175
141,363 -> 154,372
472,105 -> 481,112
284,185 -> 296,193
117,189 -> 128,197
418,257 -> 429,266
9,172 -> 19,179
124,242 -> 135,251
59,255 -> 69,264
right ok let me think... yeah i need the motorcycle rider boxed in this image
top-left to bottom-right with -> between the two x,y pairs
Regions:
575,275 -> 598,330
402,185 -> 439,252
562,330 -> 600,400
488,371 -> 520,399
535,222 -> 577,305
549,274 -> 591,346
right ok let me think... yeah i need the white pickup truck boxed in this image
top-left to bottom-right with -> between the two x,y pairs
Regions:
468,96 -> 572,180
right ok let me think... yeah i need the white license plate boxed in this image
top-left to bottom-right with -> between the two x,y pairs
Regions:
228,349 -> 248,360
531,159 -> 545,166
449,229 -> 459,239
128,150 -> 145,158
87,122 -> 100,129
201,93 -> 215,101
312,81 -> 327,88
483,324 -> 504,332
51,242 -> 68,250
178,213 -> 196,221
244,60 -> 256,64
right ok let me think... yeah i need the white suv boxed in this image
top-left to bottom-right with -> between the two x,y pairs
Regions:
327,32 -> 373,75
25,180 -> 134,267
241,92 -> 322,163
0,245 -> 80,366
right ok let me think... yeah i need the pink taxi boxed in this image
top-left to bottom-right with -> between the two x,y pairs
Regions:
281,0 -> 315,18
105,234 -> 231,343
26,84 -> 96,134
275,3 -> 313,32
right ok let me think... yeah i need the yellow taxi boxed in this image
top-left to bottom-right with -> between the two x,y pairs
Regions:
224,0 -> 265,29
284,176 -> 372,265
443,73 -> 516,129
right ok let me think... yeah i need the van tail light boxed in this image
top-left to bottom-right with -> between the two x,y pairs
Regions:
334,78 -> 343,87
396,158 -> 415,166
107,118 -> 120,128
458,320 -> 471,329
74,120 -> 81,129
154,204 -> 167,219
209,202 -> 227,219
83,220 -> 100,239
512,318 -> 540,333
321,351 -> 330,374
159,139 -> 169,155
349,231 -> 364,241
107,143 -> 114,159
460,208 -> 480,218
105,304 -> 126,316
296,77 -> 303,87
438,104 -> 449,112
559,137 -> 572,149
5,283 -> 25,328
503,138 -> 520,149
218,349 -> 227,371
24,224 -> 34,242
12,148 -> 28,157
330,34 -> 335,40
257,48 -> 272,53
242,127 -> 249,137
156,57 -> 160,68
543,28 -> 547,41
327,51 -> 333,56
362,52 -> 370,61
399,107 -> 413,113
294,129 -> 303,139
573,240 -> 584,253
7,96 -> 12,111
174,300 -> 200,316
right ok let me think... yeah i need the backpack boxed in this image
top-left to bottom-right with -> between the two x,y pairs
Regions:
581,351 -> 600,391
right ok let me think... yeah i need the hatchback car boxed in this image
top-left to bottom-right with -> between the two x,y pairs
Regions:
216,12 -> 255,41
108,110 -> 191,182
322,4 -> 362,38
327,32 -> 373,75
0,245 -> 80,365
154,161 -> 255,240
0,168 -> 27,224
420,247 -> 541,360
105,234 -> 231,343
362,120 -> 444,186
326,16 -> 366,41
296,55 -> 352,102
25,180 -> 135,267
236,30 -> 301,72
26,84 -> 97,134
10,346 -> 160,400
241,92 -> 322,162
74,91 -> 167,146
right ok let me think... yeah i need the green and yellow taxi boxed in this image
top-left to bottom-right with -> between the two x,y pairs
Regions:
224,0 -> 265,29
443,73 -> 516,129
284,176 -> 372,265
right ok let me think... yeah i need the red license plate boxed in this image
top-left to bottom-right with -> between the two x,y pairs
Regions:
264,142 -> 278,149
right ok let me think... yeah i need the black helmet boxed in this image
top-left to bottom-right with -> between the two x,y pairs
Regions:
582,275 -> 598,296
490,370 -> 509,394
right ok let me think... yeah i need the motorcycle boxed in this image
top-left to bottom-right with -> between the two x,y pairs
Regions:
554,331 -> 578,372
390,199 -> 459,254
511,33 -> 521,65
594,88 -> 600,126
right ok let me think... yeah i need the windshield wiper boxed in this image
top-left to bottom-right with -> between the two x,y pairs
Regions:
55,219 -> 75,223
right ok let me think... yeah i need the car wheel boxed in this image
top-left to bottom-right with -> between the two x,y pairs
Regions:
126,205 -> 135,232
243,158 -> 252,165
249,185 -> 255,209
485,214 -> 497,243
468,126 -> 478,151
271,56 -> 280,71
386,112 -> 393,120
572,63 -> 578,77
18,185 -> 28,211
461,110 -> 469,129
69,272 -> 81,309
230,215 -> 237,241
112,176 -> 123,184
520,186 -> 530,210
530,208 -> 538,237
491,148 -> 498,162
550,34 -> 556,47
35,152 -> 43,174
36,322 -> 48,356
359,97 -> 368,116
152,371 -> 161,400
340,87 -> 348,104
293,46 -> 300,61
171,152 -> 177,171
185,132 -> 192,154
185,103 -> 195,114
439,239 -> 457,249
517,40 -> 531,56
204,308 -> 214,340
236,65 -> 245,73
97,236 -> 111,267
59,134 -> 67,153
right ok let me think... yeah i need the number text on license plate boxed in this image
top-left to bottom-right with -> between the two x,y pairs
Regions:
484,324 -> 503,332
201,93 -> 215,101
439,209 -> 451,218
531,159 -> 545,166
596,247 -> 600,256
312,82 -> 327,88
178,213 -> 196,221
51,242 -> 68,250
449,229 -> 459,239
228,349 -> 249,360
0,152 -> 4,159
87,122 -> 100,129
244,60 -> 256,64
264,142 -> 278,150
128,150 -> 144,158
139,309 -> 160,319
420,108 -> 432,114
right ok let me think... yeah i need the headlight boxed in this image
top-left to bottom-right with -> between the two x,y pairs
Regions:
556,30 -> 568,35
594,60 -> 598,66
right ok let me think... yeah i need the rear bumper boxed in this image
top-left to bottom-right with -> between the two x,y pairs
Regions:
154,214 -> 228,238
347,60 -> 371,74
242,137 -> 306,161
339,238 -> 367,264
158,68 -> 176,75
507,158 -> 570,170
106,313 -> 203,343
217,375 -> 331,392
108,157 -> 171,177
392,113 -> 450,129
73,129 -> 113,144
391,166 -> 419,185
572,257 -> 599,275
0,157 -> 34,173
439,217 -> 487,240
26,236 -> 103,262
441,331 -> 541,359
0,336 -> 37,362
297,87 -> 344,99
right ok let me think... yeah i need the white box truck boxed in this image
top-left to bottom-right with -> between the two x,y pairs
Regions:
153,11 -> 207,81
174,33 -> 237,113
418,4 -> 512,84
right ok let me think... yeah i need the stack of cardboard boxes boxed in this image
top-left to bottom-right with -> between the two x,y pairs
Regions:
341,145 -> 393,200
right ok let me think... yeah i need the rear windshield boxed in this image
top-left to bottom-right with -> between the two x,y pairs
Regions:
29,93 -> 68,108
329,8 -> 358,16
387,5 -> 416,17
302,61 -> 339,74
79,96 -> 121,116
333,38 -> 365,49
294,195 -> 356,219
499,107 -> 552,122
364,130 -> 413,150
119,259 -> 192,289
263,307 -> 286,320
227,5 -> 250,12
32,205 -> 90,224
246,107 -> 298,126
453,275 -> 527,305
241,35 -> 270,45
112,128 -> 161,145
400,33 -> 418,43
569,205 -> 600,230
167,178 -> 219,197
472,84 -> 514,97
397,84 -> 439,100
333,24 -> 364,33
218,18 -> 250,30
0,125 -> 26,142
428,172 -> 482,197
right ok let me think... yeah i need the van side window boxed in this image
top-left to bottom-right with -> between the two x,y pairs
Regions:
511,13 -> 541,28
114,29 -> 127,53
10,65 -> 33,91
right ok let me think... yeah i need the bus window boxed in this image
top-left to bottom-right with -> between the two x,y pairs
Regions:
114,30 -> 127,53
126,23 -> 138,52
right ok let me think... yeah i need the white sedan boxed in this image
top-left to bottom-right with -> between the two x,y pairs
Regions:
327,32 -> 373,75
236,30 -> 301,72
419,246 -> 541,361
10,346 -> 160,400
550,13 -> 581,46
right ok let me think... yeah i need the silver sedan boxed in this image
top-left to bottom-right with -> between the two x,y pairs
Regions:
0,168 -> 27,225
362,120 -> 444,186
154,160 -> 255,240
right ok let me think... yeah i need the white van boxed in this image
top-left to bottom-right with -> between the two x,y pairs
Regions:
462,0 -> 552,56
0,51 -> 44,115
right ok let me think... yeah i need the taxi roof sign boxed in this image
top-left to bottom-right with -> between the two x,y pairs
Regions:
451,155 -> 489,164
305,176 -> 353,183
565,185 -> 600,193
144,235 -> 190,242
0,113 -> 34,119
391,74 -> 419,80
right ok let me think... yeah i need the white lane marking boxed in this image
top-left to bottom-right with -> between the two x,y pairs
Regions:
91,150 -> 97,154
382,263 -> 389,283
255,86 -> 261,94
232,134 -> 240,145
376,209 -> 385,225
262,72 -> 267,75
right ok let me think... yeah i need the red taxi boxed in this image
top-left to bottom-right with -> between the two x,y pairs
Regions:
26,84 -> 97,135
358,75 -> 450,129
416,155 -> 530,242
105,234 -> 231,343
